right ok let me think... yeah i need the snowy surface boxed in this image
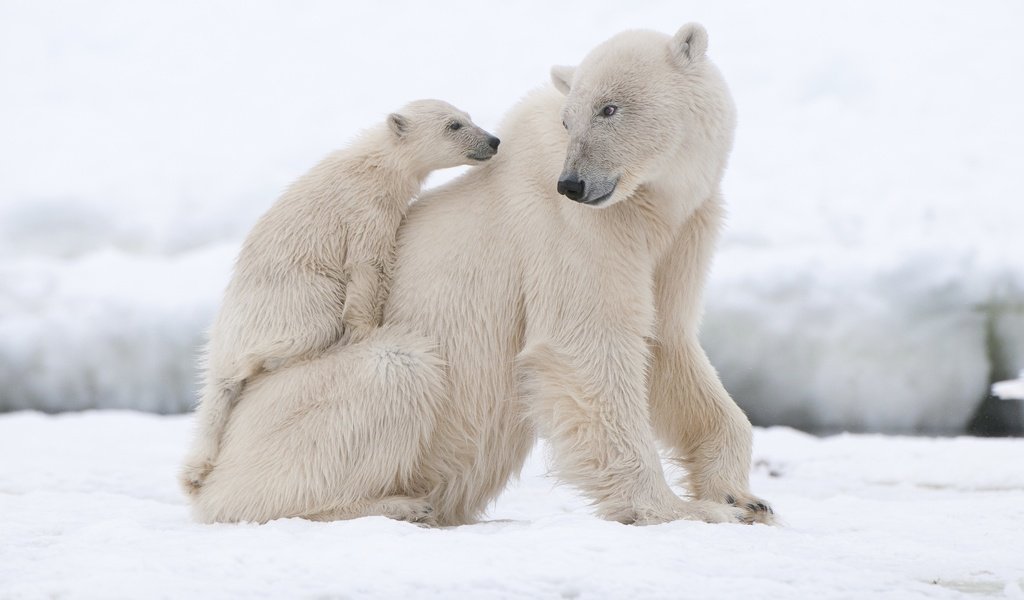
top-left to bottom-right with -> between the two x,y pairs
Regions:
2,1 -> 1023,431
1,411 -> 1022,599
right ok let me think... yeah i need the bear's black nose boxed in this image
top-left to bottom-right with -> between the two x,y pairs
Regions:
557,177 -> 585,201
487,135 -> 500,150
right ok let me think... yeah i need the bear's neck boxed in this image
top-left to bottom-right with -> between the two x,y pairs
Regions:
345,126 -> 431,194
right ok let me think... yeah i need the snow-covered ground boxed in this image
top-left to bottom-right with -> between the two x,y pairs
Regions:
1,411 -> 1022,599
1,1 -> 1023,431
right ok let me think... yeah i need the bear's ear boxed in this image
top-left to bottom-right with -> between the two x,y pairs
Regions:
387,113 -> 408,139
671,22 -> 708,64
550,65 -> 575,96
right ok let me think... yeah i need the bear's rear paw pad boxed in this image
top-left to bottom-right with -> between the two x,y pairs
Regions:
375,496 -> 437,526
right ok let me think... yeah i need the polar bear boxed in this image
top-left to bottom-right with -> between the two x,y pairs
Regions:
190,24 -> 773,526
179,100 -> 500,496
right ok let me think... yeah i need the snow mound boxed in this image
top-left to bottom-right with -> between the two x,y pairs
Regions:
0,247 -> 233,412
993,375 -> 1024,401
704,245 -> 1024,433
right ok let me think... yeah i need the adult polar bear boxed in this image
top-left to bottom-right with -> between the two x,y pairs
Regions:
192,24 -> 773,526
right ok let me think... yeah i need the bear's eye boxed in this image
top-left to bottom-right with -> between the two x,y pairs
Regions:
562,120 -> 568,129
448,122 -> 462,131
601,105 -> 618,117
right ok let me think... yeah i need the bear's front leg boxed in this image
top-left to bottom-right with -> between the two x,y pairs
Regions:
648,337 -> 774,525
517,342 -> 745,525
648,194 -> 774,525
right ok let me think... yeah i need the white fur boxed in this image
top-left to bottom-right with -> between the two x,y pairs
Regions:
180,100 -> 497,496
190,24 -> 773,526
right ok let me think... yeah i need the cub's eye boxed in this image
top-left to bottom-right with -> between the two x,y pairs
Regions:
448,122 -> 462,131
562,120 -> 568,129
601,105 -> 618,117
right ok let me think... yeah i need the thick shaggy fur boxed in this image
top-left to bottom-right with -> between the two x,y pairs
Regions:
190,24 -> 773,525
180,101 -> 498,496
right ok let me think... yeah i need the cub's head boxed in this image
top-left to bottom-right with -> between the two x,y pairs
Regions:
550,23 -> 735,208
387,99 -> 500,171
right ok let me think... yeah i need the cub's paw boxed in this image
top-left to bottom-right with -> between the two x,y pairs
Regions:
381,496 -> 437,527
179,459 -> 214,497
723,493 -> 776,525
343,324 -> 379,346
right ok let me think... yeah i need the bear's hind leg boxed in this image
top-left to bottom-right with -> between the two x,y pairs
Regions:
190,326 -> 449,525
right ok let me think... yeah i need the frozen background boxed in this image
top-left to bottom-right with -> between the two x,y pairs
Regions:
1,1 -> 1022,434
3,2 -> 1024,598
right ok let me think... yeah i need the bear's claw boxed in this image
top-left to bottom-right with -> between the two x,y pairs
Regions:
724,493 -> 775,524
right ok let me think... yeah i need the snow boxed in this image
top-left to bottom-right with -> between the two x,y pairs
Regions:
1,411 -> 1021,598
1,1 -> 1023,430
2,5 -> 1020,596
994,375 -> 1024,401
0,246 -> 233,412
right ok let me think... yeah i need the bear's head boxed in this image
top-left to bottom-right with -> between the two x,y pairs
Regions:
550,23 -> 735,209
387,99 -> 500,172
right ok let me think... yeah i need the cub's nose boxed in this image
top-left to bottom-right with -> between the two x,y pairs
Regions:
487,135 -> 500,150
556,177 -> 585,201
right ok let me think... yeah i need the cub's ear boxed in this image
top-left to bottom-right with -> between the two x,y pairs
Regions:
387,113 -> 408,138
550,65 -> 575,96
671,22 -> 708,64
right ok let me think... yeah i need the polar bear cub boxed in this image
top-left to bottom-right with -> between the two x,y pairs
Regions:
180,100 -> 500,495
